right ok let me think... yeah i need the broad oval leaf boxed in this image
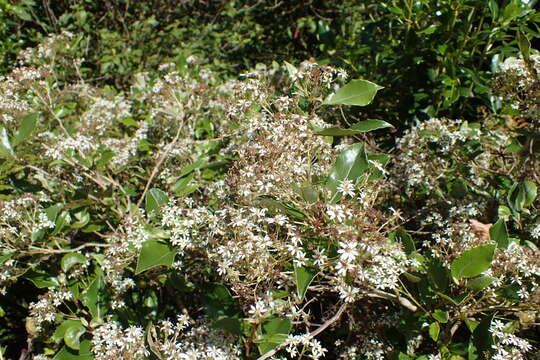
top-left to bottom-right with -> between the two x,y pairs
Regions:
323,79 -> 383,106
25,268 -> 60,288
145,188 -> 169,215
257,317 -> 292,355
53,320 -> 82,342
13,112 -> 39,146
433,309 -> 449,323
350,119 -> 393,132
64,322 -> 85,350
326,143 -> 369,202
52,339 -> 93,360
0,127 -> 15,159
466,275 -> 498,290
450,244 -> 495,280
429,322 -> 440,341
314,126 -> 362,136
135,239 -> 176,274
294,265 -> 316,301
61,253 -> 87,273
489,219 -> 509,248
82,271 -> 104,319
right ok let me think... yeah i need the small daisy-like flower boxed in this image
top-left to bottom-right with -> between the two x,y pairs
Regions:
337,179 -> 355,197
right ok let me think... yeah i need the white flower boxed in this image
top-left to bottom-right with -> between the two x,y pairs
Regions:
337,179 -> 355,197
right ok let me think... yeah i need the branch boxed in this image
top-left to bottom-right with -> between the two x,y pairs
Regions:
257,302 -> 347,360
136,117 -> 186,209
365,289 -> 418,312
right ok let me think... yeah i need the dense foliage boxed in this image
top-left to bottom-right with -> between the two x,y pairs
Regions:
0,1 -> 539,360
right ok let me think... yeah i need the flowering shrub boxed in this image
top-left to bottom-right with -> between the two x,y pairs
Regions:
0,32 -> 539,360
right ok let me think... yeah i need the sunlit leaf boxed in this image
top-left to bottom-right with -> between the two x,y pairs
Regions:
64,322 -> 85,350
13,112 -> 39,146
294,266 -> 316,301
145,188 -> 169,215
326,143 -> 369,202
489,219 -> 509,248
323,79 -> 383,106
450,244 -> 495,280
135,239 -> 175,274
61,253 -> 87,273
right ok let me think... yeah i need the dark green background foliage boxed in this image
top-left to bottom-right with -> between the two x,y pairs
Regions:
2,0 -> 538,125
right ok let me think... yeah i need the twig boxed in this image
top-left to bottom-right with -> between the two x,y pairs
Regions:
257,302 -> 348,360
28,242 -> 111,255
365,289 -> 418,312
136,117 -> 186,209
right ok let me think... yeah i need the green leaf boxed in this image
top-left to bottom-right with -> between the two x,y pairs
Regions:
145,188 -> 169,215
350,119 -> 393,132
472,314 -> 494,357
61,253 -> 87,273
393,228 -> 415,255
25,268 -> 60,288
294,266 -> 316,301
53,320 -> 82,342
450,244 -> 495,280
13,112 -> 38,146
82,272 -> 104,319
257,317 -> 292,355
429,322 -> 440,341
508,181 -> 537,215
489,219 -> 509,248
53,340 -> 93,360
0,252 -> 14,265
427,258 -> 449,292
172,173 -> 198,196
521,181 -> 537,207
314,126 -> 362,136
323,79 -> 383,106
0,127 -> 15,159
517,30 -> 531,65
433,310 -> 449,323
202,283 -> 239,319
64,322 -> 85,350
326,143 -> 369,202
135,239 -> 175,274
466,275 -> 498,290
45,204 -> 63,224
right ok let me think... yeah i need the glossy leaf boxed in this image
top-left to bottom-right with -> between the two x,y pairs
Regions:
326,143 -> 369,202
450,244 -> 495,280
466,275 -> 498,290
433,310 -> 449,323
257,317 -> 292,355
13,112 -> 38,146
64,322 -> 85,350
429,322 -> 440,341
323,79 -> 383,106
472,314 -> 494,356
350,119 -> 393,132
82,272 -> 104,319
172,173 -> 198,196
489,219 -> 509,248
25,268 -> 60,288
53,320 -> 82,342
294,266 -> 316,301
52,339 -> 93,360
135,239 -> 175,274
314,126 -> 362,136
507,181 -> 537,214
0,127 -> 15,159
145,188 -> 169,215
61,253 -> 87,273
393,228 -> 415,254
